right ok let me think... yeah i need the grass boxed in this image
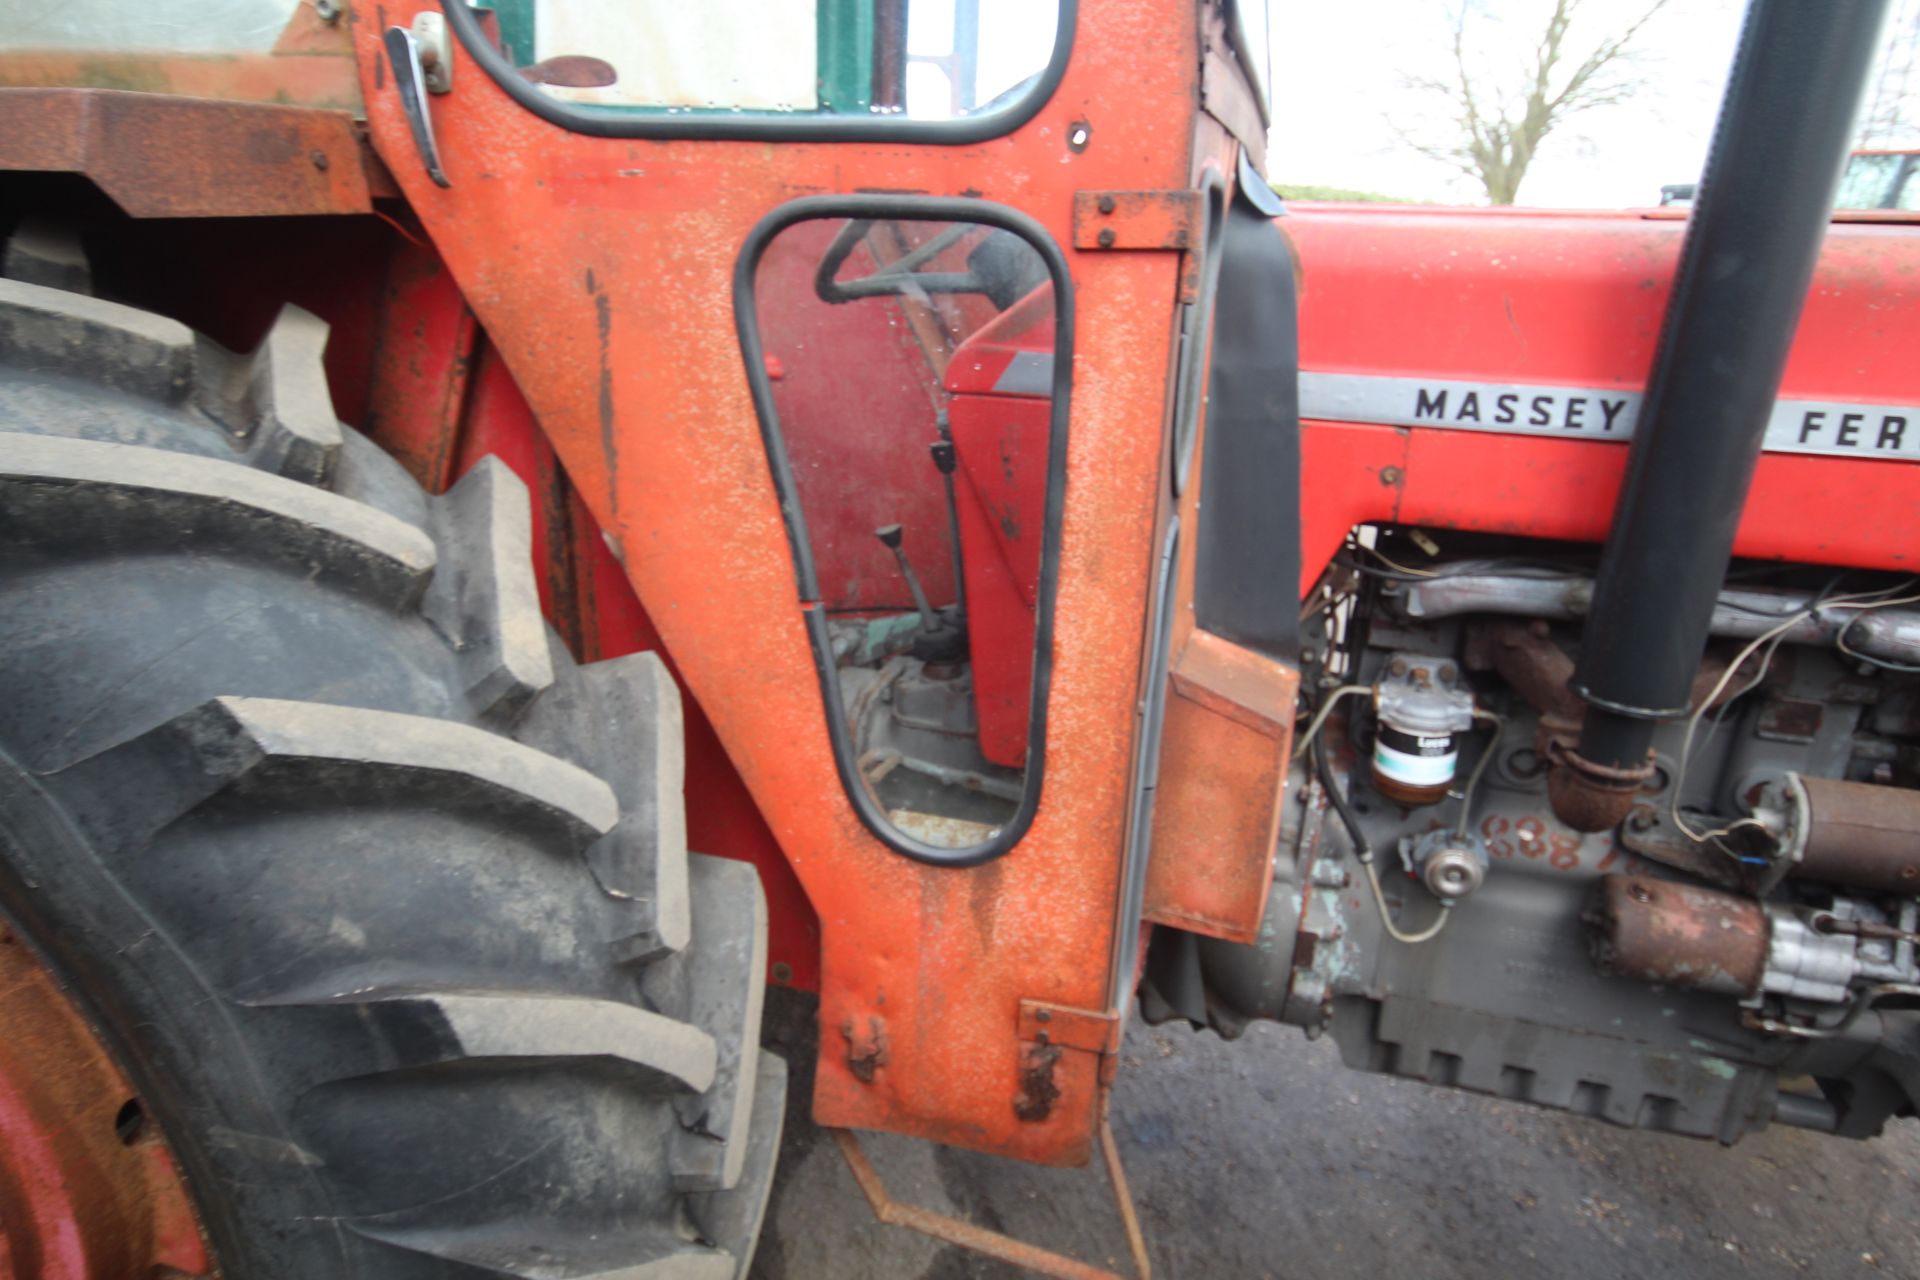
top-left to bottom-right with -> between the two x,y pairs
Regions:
1272,183 -> 1422,203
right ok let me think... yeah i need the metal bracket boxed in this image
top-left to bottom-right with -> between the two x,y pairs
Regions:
1072,190 -> 1206,300
830,1114 -> 1151,1280
1018,998 -> 1123,1056
1018,999 -> 1123,1112
1072,190 -> 1203,251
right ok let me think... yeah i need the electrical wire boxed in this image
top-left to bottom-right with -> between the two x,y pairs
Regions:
1336,552 -> 1588,584
1699,628 -> 1790,764
1299,577 -> 1353,625
1670,580 -> 1920,848
1689,572 -> 1887,802
1335,525 -> 1590,580
1357,542 -> 1436,578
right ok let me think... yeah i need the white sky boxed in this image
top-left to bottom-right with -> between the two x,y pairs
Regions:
1264,0 -> 1814,207
4,0 -> 1908,197
909,0 -> 1063,114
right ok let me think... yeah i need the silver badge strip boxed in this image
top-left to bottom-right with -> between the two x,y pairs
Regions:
1299,372 -> 1920,463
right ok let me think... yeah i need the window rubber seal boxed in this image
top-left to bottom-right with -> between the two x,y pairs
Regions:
439,0 -> 1077,145
733,195 -> 1073,868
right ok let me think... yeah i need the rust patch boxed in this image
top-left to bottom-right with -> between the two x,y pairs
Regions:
519,55 -> 618,88
0,924 -> 212,1276
0,88 -> 374,217
841,1015 -> 890,1083
590,276 -> 617,496
1756,696 -> 1824,744
1798,774 -> 1920,893
1584,874 -> 1767,996
966,856 -> 1005,944
1547,741 -> 1655,834
1014,1041 -> 1063,1122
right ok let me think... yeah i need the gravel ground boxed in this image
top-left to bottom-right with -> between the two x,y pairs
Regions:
750,994 -> 1920,1280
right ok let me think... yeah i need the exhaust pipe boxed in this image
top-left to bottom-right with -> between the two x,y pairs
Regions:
1552,0 -> 1891,832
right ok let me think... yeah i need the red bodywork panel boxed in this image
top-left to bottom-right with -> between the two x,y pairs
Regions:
1284,205 -> 1920,588
946,287 -> 1055,767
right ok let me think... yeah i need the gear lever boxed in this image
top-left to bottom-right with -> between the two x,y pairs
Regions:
875,524 -> 940,634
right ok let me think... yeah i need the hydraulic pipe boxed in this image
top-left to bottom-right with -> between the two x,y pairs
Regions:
1556,0 -> 1890,832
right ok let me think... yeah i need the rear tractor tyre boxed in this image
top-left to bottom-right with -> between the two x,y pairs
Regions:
0,233 -> 782,1278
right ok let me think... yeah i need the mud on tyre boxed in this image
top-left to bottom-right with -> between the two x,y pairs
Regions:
0,232 -> 782,1279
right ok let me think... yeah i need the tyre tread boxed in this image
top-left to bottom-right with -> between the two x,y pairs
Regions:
0,432 -> 437,606
0,258 -> 777,1280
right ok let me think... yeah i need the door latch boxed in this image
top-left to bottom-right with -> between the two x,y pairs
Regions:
383,21 -> 451,187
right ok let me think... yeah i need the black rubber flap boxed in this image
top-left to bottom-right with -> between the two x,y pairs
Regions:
1192,176 -> 1301,659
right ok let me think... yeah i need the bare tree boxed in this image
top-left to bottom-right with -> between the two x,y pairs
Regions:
1402,0 -> 1672,205
1859,0 -> 1920,147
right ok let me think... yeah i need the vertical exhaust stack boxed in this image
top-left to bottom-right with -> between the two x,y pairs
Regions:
1551,0 -> 1891,832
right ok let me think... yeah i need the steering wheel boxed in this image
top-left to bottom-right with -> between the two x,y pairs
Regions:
813,221 -> 1046,310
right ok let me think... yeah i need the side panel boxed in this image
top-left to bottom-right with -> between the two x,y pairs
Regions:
1285,208 -> 1920,590
351,1 -> 1197,1165
945,295 -> 1056,768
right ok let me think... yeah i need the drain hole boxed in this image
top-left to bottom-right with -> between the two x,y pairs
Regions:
114,1097 -> 145,1145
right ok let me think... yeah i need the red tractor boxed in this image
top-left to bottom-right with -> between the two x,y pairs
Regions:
0,0 -> 1913,1275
